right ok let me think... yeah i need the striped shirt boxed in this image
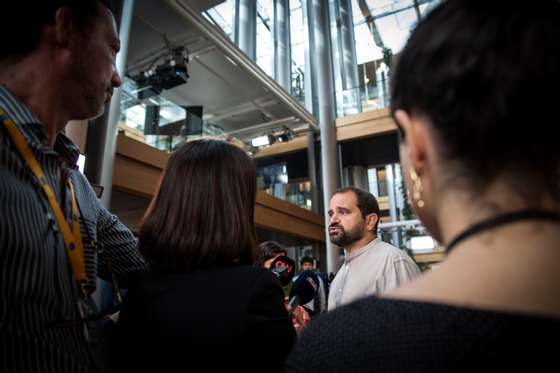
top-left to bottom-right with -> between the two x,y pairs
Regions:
0,86 -> 146,372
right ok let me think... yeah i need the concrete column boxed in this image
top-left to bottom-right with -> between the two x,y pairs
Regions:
307,0 -> 340,275
341,166 -> 351,187
351,165 -> 368,191
385,164 -> 400,246
368,167 -> 379,197
235,0 -> 257,60
302,0 -> 316,114
338,0 -> 362,113
307,128 -> 320,213
394,163 -> 405,221
84,0 -> 134,208
274,0 -> 291,91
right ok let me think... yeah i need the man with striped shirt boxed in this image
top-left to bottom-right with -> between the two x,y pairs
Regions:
0,1 -> 146,371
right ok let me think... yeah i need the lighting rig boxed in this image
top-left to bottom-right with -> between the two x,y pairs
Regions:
130,46 -> 190,100
250,127 -> 294,148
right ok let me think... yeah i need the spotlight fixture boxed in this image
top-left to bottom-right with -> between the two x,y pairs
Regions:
251,134 -> 276,147
130,46 -> 190,100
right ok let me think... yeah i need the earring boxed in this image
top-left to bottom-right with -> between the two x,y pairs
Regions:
409,169 -> 425,208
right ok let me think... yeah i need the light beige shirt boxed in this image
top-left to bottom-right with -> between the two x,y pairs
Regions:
328,238 -> 421,310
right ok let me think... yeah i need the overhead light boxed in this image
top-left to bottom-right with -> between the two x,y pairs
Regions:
251,134 -> 276,147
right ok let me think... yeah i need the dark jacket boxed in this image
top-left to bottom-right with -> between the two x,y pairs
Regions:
113,265 -> 296,372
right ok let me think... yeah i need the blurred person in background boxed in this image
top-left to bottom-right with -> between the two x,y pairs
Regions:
258,240 -> 311,333
258,240 -> 288,268
296,256 -> 328,316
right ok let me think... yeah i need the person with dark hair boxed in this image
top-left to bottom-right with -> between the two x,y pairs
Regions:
287,1 -> 560,371
0,1 -> 146,372
258,240 -> 288,268
296,256 -> 328,316
327,186 -> 420,310
115,140 -> 295,371
299,256 -> 315,271
256,241 -> 312,333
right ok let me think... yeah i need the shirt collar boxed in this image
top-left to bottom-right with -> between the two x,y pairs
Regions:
344,238 -> 380,263
0,85 -> 80,168
55,132 -> 81,169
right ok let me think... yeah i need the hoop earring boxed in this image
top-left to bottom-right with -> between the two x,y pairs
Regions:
409,169 -> 425,208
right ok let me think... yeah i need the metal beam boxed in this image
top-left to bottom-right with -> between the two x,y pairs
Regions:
235,0 -> 257,59
379,219 -> 421,229
205,99 -> 279,122
307,0 -> 340,275
85,0 -> 134,207
163,0 -> 319,133
226,116 -> 299,136
273,0 -> 291,90
357,0 -> 384,49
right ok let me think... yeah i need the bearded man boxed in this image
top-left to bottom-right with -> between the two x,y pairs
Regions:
327,187 -> 420,310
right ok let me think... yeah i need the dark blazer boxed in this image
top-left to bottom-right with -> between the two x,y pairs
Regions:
112,265 -> 296,372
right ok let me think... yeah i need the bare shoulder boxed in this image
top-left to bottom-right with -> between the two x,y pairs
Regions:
384,249 -> 560,318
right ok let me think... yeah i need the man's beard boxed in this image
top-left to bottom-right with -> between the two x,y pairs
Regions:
329,220 -> 365,248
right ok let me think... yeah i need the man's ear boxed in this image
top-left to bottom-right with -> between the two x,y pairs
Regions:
394,109 -> 429,176
53,7 -> 75,49
366,213 -> 378,232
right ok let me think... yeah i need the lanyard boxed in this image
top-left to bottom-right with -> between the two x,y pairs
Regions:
0,107 -> 86,283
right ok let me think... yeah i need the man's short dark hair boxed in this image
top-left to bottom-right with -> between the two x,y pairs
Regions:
300,256 -> 314,266
391,0 -> 560,199
334,187 -> 380,232
2,1 -> 113,60
257,241 -> 287,266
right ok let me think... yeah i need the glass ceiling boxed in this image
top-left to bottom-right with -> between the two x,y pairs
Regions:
352,0 -> 438,61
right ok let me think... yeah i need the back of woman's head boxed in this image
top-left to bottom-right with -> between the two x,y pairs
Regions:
391,0 -> 560,198
139,139 -> 258,272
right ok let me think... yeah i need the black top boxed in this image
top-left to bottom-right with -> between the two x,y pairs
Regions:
286,297 -> 560,372
113,265 -> 295,372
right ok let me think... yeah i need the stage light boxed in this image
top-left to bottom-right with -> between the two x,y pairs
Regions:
251,134 -> 276,147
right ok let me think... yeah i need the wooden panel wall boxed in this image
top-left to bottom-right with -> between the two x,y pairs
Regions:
249,108 -> 397,159
112,133 -> 325,242
336,108 -> 397,142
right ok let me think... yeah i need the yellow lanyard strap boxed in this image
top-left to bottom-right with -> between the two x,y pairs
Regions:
0,108 -> 86,282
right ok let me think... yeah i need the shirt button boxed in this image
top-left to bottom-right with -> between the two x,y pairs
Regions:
46,213 -> 58,232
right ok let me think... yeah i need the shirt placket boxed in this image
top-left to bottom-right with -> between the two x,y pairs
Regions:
335,262 -> 350,308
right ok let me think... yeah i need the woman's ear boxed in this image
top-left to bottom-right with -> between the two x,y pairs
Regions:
394,109 -> 429,176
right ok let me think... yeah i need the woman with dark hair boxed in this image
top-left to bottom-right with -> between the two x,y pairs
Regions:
115,140 -> 295,371
287,1 -> 560,372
